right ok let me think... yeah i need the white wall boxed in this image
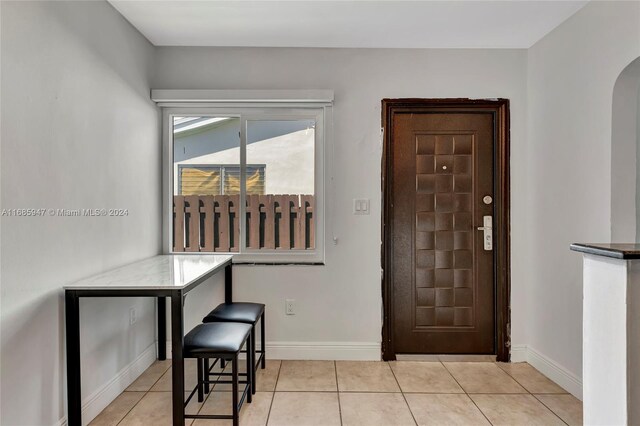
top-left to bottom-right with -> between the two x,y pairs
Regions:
0,2 -> 162,425
637,84 -> 640,242
154,47 -> 528,355
526,0 -> 640,382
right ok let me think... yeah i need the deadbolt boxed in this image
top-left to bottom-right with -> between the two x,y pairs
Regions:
483,195 -> 493,205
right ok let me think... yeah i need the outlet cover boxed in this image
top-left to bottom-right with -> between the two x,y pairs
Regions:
285,299 -> 295,315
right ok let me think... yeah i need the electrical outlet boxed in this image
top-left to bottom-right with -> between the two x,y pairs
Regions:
285,299 -> 295,315
129,307 -> 137,325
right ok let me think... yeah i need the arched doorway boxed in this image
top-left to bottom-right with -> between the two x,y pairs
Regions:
611,57 -> 640,241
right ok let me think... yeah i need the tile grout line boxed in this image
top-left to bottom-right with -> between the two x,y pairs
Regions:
441,361 -> 495,426
466,392 -> 561,395
335,361 -> 343,426
233,389 -> 346,393
388,361 -> 418,426
486,362 -> 529,395
112,391 -> 146,426
496,363 -> 570,425
497,363 -> 569,396
438,361 -> 469,395
532,394 -> 571,426
495,363 -> 532,394
114,360 -> 171,425
264,360 -> 283,426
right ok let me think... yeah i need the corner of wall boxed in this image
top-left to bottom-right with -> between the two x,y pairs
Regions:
511,345 -> 582,401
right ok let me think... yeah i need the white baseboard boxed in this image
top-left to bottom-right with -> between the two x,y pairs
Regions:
164,340 -> 381,361
508,344 -> 583,400
56,343 -> 157,426
266,341 -> 381,360
510,344 -> 528,362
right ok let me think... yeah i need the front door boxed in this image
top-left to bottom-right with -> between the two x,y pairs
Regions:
384,102 -> 502,355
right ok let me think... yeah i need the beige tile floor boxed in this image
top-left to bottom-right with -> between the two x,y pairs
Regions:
90,359 -> 582,426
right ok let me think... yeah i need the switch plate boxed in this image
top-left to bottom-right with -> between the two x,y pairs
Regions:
285,299 -> 295,315
129,307 -> 137,325
353,199 -> 370,215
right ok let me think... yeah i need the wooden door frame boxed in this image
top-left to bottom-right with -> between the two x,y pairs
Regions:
381,98 -> 511,362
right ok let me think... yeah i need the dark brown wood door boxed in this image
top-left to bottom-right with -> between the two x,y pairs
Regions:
391,112 -> 495,354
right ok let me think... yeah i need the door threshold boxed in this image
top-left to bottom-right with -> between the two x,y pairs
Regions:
396,354 -> 497,362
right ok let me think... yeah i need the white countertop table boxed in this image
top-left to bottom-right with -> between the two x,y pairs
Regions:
64,254 -> 232,291
64,254 -> 233,426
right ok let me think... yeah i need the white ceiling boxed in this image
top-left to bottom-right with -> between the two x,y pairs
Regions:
109,1 -> 588,49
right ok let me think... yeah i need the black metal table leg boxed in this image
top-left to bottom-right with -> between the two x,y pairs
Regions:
171,292 -> 185,426
232,355 -> 239,426
246,333 -> 253,403
158,297 -> 166,360
65,290 -> 82,426
260,312 -> 266,369
225,264 -> 232,304
221,263 -> 232,373
197,358 -> 204,402
251,326 -> 257,394
203,358 -> 210,394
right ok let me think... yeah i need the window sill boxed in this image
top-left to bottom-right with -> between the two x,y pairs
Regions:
233,261 -> 325,266
167,251 -> 325,266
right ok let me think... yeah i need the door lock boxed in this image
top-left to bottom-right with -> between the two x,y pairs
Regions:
477,215 -> 493,250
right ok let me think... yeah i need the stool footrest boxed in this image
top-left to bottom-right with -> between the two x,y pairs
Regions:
185,414 -> 233,420
184,382 -> 248,419
206,352 -> 264,375
184,384 -> 200,408
208,371 -> 248,378
256,352 -> 265,368
203,379 -> 250,385
238,383 -> 250,409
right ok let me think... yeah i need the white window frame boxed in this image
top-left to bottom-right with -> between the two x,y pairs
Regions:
160,100 -> 330,264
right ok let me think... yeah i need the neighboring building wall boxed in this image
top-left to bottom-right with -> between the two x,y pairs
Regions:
154,46 -> 529,359
174,119 -> 314,194
527,0 -> 640,391
0,2 -> 162,424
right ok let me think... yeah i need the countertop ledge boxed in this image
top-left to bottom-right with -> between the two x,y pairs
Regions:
63,254 -> 233,290
570,243 -> 640,259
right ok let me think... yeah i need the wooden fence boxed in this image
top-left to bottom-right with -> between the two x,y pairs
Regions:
173,194 -> 315,252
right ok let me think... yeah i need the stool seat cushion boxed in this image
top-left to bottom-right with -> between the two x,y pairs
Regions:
203,302 -> 265,325
184,323 -> 252,356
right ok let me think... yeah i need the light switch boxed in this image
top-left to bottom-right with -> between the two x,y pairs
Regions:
353,199 -> 370,215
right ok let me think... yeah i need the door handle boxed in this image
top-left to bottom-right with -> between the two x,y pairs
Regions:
476,215 -> 493,250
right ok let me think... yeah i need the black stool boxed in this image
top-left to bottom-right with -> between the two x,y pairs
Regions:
183,322 -> 253,426
203,303 -> 265,394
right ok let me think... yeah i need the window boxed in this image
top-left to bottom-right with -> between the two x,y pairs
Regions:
161,98 -> 329,264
